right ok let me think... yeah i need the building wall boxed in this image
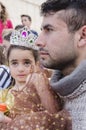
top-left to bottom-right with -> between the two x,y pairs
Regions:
0,0 -> 46,33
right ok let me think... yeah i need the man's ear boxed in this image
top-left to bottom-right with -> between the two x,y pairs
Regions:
78,26 -> 86,47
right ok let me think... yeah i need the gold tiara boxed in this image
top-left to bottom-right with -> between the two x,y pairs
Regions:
10,27 -> 39,50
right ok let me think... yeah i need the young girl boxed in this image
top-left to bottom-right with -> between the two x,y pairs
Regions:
0,28 -> 71,130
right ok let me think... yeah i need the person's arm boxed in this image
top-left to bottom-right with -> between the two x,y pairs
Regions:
7,20 -> 13,28
26,72 -> 61,114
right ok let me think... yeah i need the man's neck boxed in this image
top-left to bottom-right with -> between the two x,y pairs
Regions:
62,59 -> 81,76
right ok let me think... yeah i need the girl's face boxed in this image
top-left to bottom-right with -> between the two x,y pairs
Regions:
9,48 -> 36,85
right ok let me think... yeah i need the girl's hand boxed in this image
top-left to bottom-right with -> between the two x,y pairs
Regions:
0,112 -> 12,123
26,71 -> 60,113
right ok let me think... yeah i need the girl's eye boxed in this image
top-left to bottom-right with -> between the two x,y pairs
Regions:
24,61 -> 31,67
11,62 -> 18,66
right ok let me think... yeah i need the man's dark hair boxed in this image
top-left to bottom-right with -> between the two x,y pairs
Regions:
41,0 -> 86,32
21,14 -> 32,22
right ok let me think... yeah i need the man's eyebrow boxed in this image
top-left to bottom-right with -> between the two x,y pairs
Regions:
41,24 -> 53,30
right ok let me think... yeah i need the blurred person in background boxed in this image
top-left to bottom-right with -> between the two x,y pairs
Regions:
0,45 -> 12,89
0,2 -> 13,44
2,29 -> 13,58
21,14 -> 38,36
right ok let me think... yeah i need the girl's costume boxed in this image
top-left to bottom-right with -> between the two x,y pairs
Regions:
0,74 -> 72,130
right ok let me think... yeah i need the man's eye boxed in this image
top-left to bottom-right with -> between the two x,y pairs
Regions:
46,28 -> 53,32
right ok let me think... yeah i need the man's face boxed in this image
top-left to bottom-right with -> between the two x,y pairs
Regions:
21,16 -> 31,28
36,11 -> 78,70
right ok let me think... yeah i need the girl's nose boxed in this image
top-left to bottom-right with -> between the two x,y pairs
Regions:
18,64 -> 24,72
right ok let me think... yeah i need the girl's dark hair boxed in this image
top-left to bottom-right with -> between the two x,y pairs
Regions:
7,45 -> 39,62
0,2 -> 8,23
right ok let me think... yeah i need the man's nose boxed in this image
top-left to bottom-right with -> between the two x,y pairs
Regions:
36,34 -> 45,47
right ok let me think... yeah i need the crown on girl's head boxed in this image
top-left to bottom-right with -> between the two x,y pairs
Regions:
10,27 -> 39,50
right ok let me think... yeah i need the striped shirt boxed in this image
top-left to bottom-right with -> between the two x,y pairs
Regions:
0,65 -> 12,89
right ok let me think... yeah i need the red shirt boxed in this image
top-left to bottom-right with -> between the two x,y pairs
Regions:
0,20 -> 13,44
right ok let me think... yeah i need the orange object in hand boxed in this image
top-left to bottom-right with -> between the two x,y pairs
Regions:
0,103 -> 8,112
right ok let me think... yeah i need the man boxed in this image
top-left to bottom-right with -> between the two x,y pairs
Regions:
21,14 -> 38,36
36,0 -> 86,130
